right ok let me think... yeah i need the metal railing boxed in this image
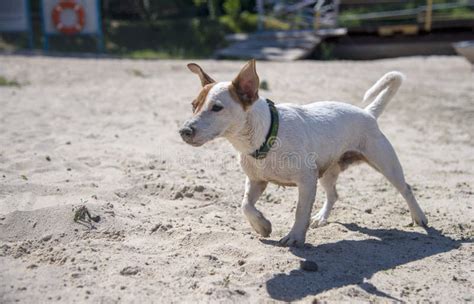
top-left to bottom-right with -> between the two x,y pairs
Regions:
256,0 -> 340,31
256,0 -> 474,32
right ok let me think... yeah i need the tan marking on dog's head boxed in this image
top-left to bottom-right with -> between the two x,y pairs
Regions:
187,60 -> 260,113
228,82 -> 251,111
187,63 -> 215,87
231,59 -> 260,110
192,83 -> 215,114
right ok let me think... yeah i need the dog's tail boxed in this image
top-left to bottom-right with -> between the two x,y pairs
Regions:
363,71 -> 404,119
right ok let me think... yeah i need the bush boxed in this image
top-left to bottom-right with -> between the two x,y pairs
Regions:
219,11 -> 290,33
106,18 -> 227,59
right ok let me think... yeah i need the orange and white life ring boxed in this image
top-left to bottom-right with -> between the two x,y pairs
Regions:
52,1 -> 85,35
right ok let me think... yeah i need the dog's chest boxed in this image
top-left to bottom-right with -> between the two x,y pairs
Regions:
239,154 -> 298,187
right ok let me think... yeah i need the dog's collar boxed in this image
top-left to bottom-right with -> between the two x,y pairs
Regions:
250,99 -> 279,159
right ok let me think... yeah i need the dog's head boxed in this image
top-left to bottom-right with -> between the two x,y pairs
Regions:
179,60 -> 260,146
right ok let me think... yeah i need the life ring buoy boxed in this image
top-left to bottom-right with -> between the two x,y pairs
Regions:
52,1 -> 85,35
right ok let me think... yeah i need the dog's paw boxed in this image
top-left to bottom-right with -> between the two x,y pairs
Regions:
413,212 -> 428,228
279,231 -> 305,247
310,218 -> 327,228
250,216 -> 272,237
310,211 -> 328,228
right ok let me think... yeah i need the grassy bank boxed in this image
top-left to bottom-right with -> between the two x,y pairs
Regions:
0,12 -> 290,59
0,18 -> 227,59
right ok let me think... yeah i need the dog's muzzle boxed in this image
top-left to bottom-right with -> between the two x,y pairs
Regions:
179,126 -> 195,142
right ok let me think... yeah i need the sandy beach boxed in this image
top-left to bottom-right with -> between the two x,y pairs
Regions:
0,55 -> 473,303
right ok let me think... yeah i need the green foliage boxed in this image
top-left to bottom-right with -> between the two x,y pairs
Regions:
128,69 -> 146,77
7,0 -> 473,59
107,18 -> 226,59
0,76 -> 20,87
127,50 -> 177,59
223,0 -> 241,19
192,0 -> 207,6
435,6 -> 474,19
318,42 -> 335,60
259,80 -> 269,91
220,0 -> 247,32
106,0 -> 200,20
264,16 -> 292,31
339,0 -> 474,28
220,11 -> 290,33
218,0 -> 291,33
219,14 -> 246,32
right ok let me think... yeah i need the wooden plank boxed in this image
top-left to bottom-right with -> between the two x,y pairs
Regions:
378,24 -> 419,36
216,46 -> 313,61
453,41 -> 474,64
216,31 -> 322,61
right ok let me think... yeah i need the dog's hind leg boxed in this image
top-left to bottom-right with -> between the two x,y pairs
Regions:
311,165 -> 340,228
242,178 -> 272,237
363,133 -> 428,227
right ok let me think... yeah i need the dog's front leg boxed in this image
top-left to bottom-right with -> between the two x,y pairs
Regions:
241,177 -> 272,237
280,175 -> 317,247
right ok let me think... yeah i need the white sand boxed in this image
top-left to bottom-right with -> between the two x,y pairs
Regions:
0,55 -> 473,303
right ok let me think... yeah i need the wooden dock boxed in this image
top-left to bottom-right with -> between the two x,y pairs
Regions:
215,28 -> 346,61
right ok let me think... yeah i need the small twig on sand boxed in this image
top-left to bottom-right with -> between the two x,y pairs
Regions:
73,204 -> 101,229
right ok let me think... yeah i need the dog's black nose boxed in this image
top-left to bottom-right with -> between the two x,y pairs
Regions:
179,126 -> 195,139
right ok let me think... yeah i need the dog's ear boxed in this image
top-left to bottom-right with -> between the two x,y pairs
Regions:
187,63 -> 215,87
232,59 -> 260,107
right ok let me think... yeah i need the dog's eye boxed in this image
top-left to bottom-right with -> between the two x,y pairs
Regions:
211,105 -> 223,112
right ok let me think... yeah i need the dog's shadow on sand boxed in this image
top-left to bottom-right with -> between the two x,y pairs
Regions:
262,223 -> 470,302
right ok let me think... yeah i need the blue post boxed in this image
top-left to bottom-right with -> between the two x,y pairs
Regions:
257,0 -> 264,31
25,0 -> 34,49
95,0 -> 104,53
40,0 -> 49,51
44,35 -> 49,51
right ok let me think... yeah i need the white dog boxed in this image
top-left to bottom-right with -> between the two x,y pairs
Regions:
179,60 -> 427,247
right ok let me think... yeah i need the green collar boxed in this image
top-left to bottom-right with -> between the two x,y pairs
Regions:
250,99 -> 279,159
